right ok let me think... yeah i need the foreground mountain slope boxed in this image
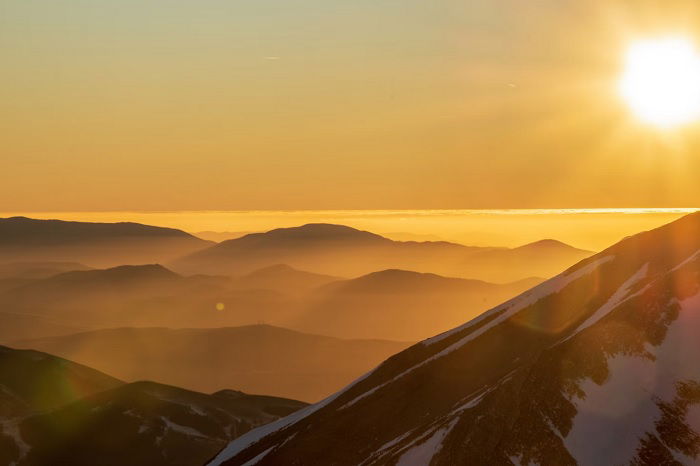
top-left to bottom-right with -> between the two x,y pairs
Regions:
0,346 -> 307,466
0,217 -> 211,267
14,382 -> 306,466
0,346 -> 121,418
13,325 -> 411,402
171,223 -> 590,282
210,212 -> 700,465
0,345 -> 121,464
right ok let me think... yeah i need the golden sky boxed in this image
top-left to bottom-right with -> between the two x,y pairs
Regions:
2,0 -> 700,211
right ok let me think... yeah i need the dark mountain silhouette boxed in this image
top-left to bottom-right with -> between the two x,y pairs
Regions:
12,325 -> 411,402
0,217 -> 211,268
171,223 -> 591,282
0,345 -> 306,466
12,382 -> 306,466
290,270 -> 543,340
209,212 -> 700,466
0,346 -> 121,418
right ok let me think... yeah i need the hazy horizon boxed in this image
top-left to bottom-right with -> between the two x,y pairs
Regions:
2,208 -> 697,250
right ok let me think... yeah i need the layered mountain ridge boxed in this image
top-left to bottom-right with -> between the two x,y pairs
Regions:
210,212 -> 700,466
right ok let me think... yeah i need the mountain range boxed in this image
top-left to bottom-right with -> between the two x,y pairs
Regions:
171,223 -> 592,282
0,345 -> 306,466
209,211 -> 700,465
12,325 -> 410,402
0,262 -> 543,342
0,217 -> 211,268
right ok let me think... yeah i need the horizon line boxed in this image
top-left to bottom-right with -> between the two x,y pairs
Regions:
1,208 -> 698,217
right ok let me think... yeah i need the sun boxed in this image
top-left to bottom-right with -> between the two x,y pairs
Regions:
619,37 -> 700,128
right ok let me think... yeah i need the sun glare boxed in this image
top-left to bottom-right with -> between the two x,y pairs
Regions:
619,37 -> 700,128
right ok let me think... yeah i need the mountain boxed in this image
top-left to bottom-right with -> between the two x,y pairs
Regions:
231,264 -> 339,295
0,345 -> 307,466
0,217 -> 211,268
460,238 -> 595,282
0,312 -> 87,342
0,263 -> 542,343
0,264 -> 239,334
208,212 -> 700,465
0,345 -> 121,418
12,325 -> 411,402
195,231 -> 252,242
12,382 -> 306,466
290,270 -> 543,341
171,223 -> 591,282
0,261 -> 91,280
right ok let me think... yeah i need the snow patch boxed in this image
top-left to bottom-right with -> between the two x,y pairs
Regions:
1,420 -> 30,464
208,367 -> 378,465
671,248 -> 700,272
565,263 -> 649,340
241,446 -> 274,466
565,290 -> 700,465
395,418 -> 459,466
424,256 -> 615,346
161,416 -> 206,438
342,258 -> 614,411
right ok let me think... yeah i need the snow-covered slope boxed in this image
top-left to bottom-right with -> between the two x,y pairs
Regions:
209,212 -> 700,465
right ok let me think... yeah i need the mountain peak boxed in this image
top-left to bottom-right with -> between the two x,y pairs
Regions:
515,238 -> 587,251
235,223 -> 388,244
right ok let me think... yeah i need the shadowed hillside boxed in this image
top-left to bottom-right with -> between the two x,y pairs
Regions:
0,345 -> 306,466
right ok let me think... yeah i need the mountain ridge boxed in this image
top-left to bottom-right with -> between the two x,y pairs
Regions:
209,211 -> 700,466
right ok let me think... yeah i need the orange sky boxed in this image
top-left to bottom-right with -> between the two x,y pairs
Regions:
2,1 -> 700,211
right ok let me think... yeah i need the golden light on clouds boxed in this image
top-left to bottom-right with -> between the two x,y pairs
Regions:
619,37 -> 700,128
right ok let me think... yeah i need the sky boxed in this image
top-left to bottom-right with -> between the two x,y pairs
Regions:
2,0 -> 700,211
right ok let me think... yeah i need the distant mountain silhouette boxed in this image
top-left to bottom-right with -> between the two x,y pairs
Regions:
171,223 -> 591,282
0,261 -> 91,280
194,231 -> 252,242
0,260 -> 544,343
0,264 -> 238,332
13,325 -> 411,403
0,263 -> 544,343
290,270 -> 543,340
232,264 -> 339,294
209,212 -> 700,466
0,217 -> 211,267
